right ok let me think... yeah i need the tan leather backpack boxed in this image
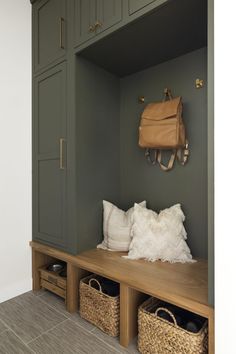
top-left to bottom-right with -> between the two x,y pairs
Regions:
139,89 -> 189,171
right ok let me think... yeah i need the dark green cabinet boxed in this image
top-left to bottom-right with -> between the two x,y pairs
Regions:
128,0 -> 156,14
96,0 -> 122,34
74,0 -> 96,46
33,0 -> 66,72
75,0 -> 122,47
33,62 -> 67,249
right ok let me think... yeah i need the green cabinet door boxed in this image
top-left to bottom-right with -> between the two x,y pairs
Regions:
128,0 -> 155,14
74,0 -> 96,46
33,62 -> 67,249
96,0 -> 122,33
33,0 -> 66,72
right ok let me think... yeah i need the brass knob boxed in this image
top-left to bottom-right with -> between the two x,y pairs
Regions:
94,21 -> 103,29
89,25 -> 95,33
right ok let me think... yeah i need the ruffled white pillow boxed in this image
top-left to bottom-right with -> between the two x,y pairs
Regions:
124,203 -> 195,263
97,200 -> 146,252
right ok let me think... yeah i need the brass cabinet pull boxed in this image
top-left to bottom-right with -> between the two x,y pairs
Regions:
59,17 -> 65,49
94,21 -> 103,29
89,24 -> 96,33
59,138 -> 66,170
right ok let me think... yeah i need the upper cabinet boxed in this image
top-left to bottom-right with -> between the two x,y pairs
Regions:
75,0 -> 122,47
96,0 -> 122,33
74,0 -> 97,46
128,0 -> 155,14
33,0 -> 66,72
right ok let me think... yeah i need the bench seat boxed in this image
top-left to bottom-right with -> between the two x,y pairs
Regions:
30,241 -> 214,353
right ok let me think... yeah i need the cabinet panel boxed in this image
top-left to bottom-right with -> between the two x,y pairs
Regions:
38,70 -> 64,155
33,63 -> 67,248
38,160 -> 64,238
74,0 -> 96,46
129,0 -> 155,14
33,0 -> 66,72
97,0 -> 122,33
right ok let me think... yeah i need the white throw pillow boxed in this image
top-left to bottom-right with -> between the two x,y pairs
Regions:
97,200 -> 146,252
124,203 -> 195,263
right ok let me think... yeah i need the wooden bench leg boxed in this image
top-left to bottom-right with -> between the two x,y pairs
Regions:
208,309 -> 214,354
66,263 -> 79,313
120,283 -> 146,348
66,265 -> 89,313
32,249 -> 54,291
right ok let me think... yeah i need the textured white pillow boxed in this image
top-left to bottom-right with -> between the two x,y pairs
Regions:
124,203 -> 195,263
97,200 -> 146,252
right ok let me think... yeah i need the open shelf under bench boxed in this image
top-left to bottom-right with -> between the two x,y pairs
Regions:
30,241 -> 214,353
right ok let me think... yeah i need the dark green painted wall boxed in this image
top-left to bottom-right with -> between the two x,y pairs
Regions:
120,47 -> 208,259
75,47 -> 208,259
76,56 -> 120,252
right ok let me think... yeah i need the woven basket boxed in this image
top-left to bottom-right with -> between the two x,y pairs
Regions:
138,297 -> 208,354
80,274 -> 120,336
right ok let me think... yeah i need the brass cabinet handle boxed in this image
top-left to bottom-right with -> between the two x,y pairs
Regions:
94,21 -> 103,29
59,17 -> 65,49
89,24 -> 96,33
59,138 -> 66,170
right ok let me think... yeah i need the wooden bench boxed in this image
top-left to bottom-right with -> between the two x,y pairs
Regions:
31,241 -> 214,353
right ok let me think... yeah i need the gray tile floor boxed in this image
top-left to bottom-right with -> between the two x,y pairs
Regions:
0,290 -> 139,354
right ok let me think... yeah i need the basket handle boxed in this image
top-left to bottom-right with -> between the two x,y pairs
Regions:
88,278 -> 102,292
155,307 -> 178,327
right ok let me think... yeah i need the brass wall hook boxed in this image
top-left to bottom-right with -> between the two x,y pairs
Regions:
138,96 -> 145,103
195,78 -> 204,89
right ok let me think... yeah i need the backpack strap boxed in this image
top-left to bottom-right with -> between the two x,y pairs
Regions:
157,150 -> 176,171
162,88 -> 173,102
177,140 -> 190,166
145,148 -> 158,165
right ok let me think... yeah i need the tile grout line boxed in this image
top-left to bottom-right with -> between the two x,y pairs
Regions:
1,292 -> 127,353
37,293 -> 96,333
0,329 -> 8,336
31,292 -> 133,353
27,318 -> 69,345
36,294 -> 69,320
32,291 -> 46,298
91,333 -> 125,354
65,316 -> 99,334
0,321 -> 36,353
0,293 -> 68,351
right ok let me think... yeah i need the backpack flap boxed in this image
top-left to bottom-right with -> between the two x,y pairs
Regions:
141,97 -> 182,123
139,97 -> 184,149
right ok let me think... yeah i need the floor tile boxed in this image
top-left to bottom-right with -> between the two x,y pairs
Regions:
92,327 -> 139,353
0,330 -> 33,354
0,292 -> 66,343
0,319 -> 7,334
30,289 -> 45,297
29,319 -> 120,354
39,291 -> 95,331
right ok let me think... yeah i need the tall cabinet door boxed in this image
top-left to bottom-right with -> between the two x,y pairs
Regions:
33,0 -> 66,72
96,0 -> 122,33
33,62 -> 67,249
74,0 -> 96,46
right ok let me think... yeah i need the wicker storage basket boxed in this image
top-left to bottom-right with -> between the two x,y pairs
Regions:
80,274 -> 120,336
138,297 -> 208,354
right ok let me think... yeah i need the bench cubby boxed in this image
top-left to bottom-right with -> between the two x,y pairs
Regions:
31,241 -> 214,353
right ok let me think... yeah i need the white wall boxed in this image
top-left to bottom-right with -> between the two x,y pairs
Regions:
0,0 -> 31,303
215,1 -> 236,353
